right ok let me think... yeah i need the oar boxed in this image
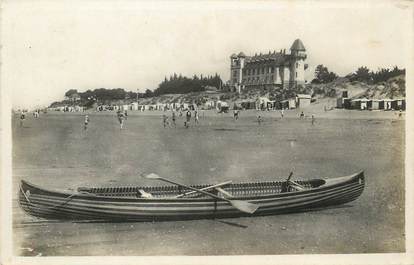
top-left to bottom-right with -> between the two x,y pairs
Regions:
175,180 -> 232,198
144,173 -> 258,214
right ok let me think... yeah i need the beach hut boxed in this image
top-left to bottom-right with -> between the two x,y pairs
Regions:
131,103 -> 138,111
296,94 -> 311,108
379,99 -> 392,110
351,99 -> 368,110
280,98 -> 296,109
343,98 -> 352,109
391,99 -> 404,110
367,99 -> 380,110
336,98 -> 343,108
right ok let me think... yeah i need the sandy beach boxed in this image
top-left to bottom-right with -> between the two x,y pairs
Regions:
12,109 -> 405,256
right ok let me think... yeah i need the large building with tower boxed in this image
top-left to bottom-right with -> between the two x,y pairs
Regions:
227,39 -> 308,93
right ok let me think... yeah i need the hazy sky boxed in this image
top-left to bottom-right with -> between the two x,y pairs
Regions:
1,1 -> 411,109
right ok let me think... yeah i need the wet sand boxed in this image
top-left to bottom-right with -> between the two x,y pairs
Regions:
12,109 -> 405,255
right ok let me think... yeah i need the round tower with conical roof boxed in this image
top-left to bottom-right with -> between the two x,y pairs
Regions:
289,39 -> 307,88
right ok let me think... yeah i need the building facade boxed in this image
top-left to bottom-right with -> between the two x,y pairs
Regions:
228,39 -> 308,93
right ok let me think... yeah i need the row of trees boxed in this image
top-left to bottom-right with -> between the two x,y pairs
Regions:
153,73 -> 223,95
348,66 -> 405,84
311,64 -> 405,85
60,73 -> 223,107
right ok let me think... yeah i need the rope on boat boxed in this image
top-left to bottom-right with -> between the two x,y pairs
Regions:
20,185 -> 31,204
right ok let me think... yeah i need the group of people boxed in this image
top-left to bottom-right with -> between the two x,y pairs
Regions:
163,109 -> 200,128
83,109 -> 128,131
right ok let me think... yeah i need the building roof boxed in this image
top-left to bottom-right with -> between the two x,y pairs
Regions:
290,39 -> 306,51
230,53 -> 237,58
296,94 -> 311,99
245,52 -> 287,65
238,52 -> 246,57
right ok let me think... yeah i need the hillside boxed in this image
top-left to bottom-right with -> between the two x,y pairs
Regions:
49,74 -> 405,109
307,74 -> 405,100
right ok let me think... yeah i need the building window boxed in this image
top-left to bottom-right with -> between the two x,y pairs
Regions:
296,62 -> 298,68
271,67 -> 274,73
296,72 -> 298,77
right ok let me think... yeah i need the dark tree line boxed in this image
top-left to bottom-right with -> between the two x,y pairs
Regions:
58,73 -> 223,108
348,66 -> 405,84
153,73 -> 223,95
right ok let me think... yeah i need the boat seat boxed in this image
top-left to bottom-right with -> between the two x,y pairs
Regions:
215,187 -> 233,198
288,181 -> 306,191
138,189 -> 153,198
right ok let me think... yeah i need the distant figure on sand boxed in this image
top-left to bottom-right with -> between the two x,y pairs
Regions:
20,111 -> 25,127
171,111 -> 176,127
124,110 -> 128,120
280,109 -> 284,119
300,111 -> 305,119
233,109 -> 239,121
84,115 -> 89,130
117,110 -> 125,129
185,110 -> 191,128
257,115 -> 262,125
163,114 -> 169,128
194,110 -> 199,125
311,114 -> 315,125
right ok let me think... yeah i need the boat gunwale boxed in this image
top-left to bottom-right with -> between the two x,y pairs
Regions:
19,171 -> 364,203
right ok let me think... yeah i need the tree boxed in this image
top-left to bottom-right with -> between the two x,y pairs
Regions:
354,66 -> 371,83
312,64 -> 338,84
65,89 -> 78,98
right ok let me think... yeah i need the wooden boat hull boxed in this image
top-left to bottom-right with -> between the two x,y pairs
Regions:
19,172 -> 364,222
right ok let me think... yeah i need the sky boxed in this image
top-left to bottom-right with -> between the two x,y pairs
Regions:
1,1 -> 412,109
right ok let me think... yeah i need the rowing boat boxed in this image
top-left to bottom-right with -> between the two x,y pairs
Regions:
19,171 -> 364,222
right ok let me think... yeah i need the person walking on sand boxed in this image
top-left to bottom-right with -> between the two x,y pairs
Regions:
194,110 -> 199,125
117,110 -> 125,129
185,109 -> 191,128
163,114 -> 169,128
19,111 -> 26,127
300,111 -> 305,119
280,109 -> 284,119
124,110 -> 128,120
233,109 -> 239,121
257,115 -> 262,125
171,111 -> 176,128
311,114 -> 315,126
84,114 -> 90,130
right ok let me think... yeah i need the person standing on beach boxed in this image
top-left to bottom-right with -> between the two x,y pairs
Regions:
163,114 -> 169,128
194,110 -> 199,125
185,109 -> 191,128
19,111 -> 26,127
171,111 -> 176,128
233,109 -> 239,121
257,115 -> 262,125
124,110 -> 128,120
84,114 -> 89,130
311,114 -> 315,125
300,111 -> 305,119
117,110 -> 125,129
